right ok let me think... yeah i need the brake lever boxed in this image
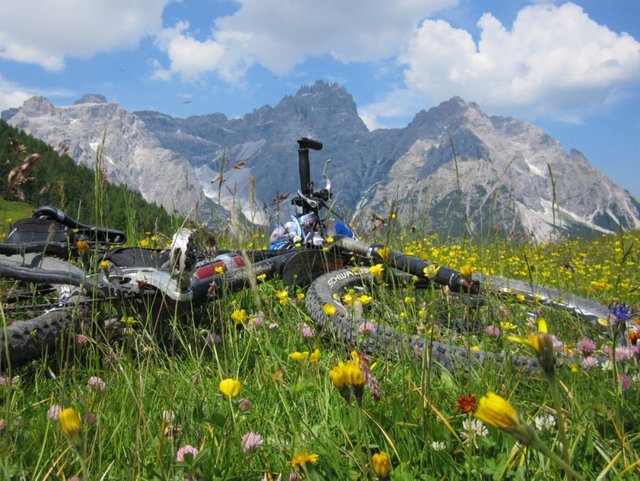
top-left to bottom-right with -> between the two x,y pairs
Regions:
296,189 -> 320,210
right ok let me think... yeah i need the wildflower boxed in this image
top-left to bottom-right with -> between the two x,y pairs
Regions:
289,351 -> 309,361
369,264 -> 384,278
460,264 -> 473,278
611,303 -> 633,322
291,452 -> 319,468
358,320 -> 376,334
581,356 -> 598,369
376,246 -> 391,262
620,373 -> 632,392
238,398 -> 253,411
75,334 -> 89,345
423,264 -> 440,278
576,338 -> 597,357
88,376 -> 106,392
58,407 -> 82,446
358,294 -> 373,305
323,303 -> 336,316
276,290 -> 289,305
500,321 -> 517,331
176,444 -> 199,462
308,348 -> 321,363
256,273 -> 267,282
534,414 -> 556,431
507,318 -> 555,378
628,330 -> 640,345
474,392 -> 535,445
298,323 -> 315,338
100,260 -> 110,270
371,451 -> 391,480
231,309 -> 248,324
219,378 -> 242,399
460,418 -> 488,447
241,432 -> 264,453
48,404 -> 63,421
485,325 -> 501,338
455,394 -> 476,414
268,322 -> 279,329
75,240 -> 89,252
430,440 -> 446,451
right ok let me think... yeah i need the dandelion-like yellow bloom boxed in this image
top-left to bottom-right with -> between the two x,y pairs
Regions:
345,362 -> 365,386
59,407 -> 82,436
475,392 -> 536,445
460,264 -> 473,278
309,348 -> 321,363
323,303 -> 337,316
291,452 -> 319,467
372,451 -> 391,479
100,260 -> 110,270
289,351 -> 309,361
231,309 -> 248,324
369,264 -> 384,278
329,362 -> 349,388
256,273 -> 267,282
219,378 -> 242,399
474,392 -> 520,430
507,318 -> 555,377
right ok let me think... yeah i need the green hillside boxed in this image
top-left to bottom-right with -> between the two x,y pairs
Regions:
0,120 -> 177,237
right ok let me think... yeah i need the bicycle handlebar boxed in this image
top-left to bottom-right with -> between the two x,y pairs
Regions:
34,205 -> 127,244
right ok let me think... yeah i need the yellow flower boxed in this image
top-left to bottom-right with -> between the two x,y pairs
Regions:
423,264 -> 440,278
75,240 -> 89,251
289,351 -> 309,361
376,246 -> 391,262
256,273 -> 267,282
276,290 -> 289,305
342,293 -> 355,305
323,303 -> 337,316
291,452 -> 319,468
474,392 -> 520,430
309,348 -> 321,363
460,264 -> 473,278
474,392 -> 536,445
219,378 -> 242,399
369,264 -> 384,278
59,408 -> 82,437
325,236 -> 334,243
357,294 -> 373,305
507,318 -> 555,377
214,265 -> 225,274
231,309 -> 248,324
329,362 -> 349,388
100,260 -> 110,269
500,321 -> 517,331
372,451 -> 391,479
296,292 -> 305,301
345,362 -> 365,386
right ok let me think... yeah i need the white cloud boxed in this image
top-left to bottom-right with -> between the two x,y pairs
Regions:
0,75 -> 31,111
0,0 -> 169,70
393,2 -> 640,121
153,0 -> 458,80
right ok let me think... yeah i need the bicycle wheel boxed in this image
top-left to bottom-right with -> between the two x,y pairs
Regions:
305,262 -> 617,374
0,254 -> 96,368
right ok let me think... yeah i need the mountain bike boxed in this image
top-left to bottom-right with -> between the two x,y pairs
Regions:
0,139 -> 632,374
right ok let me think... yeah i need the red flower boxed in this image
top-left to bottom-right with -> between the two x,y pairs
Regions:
456,394 -> 476,414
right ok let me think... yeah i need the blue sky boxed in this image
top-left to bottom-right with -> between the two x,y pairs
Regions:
1,0 -> 639,196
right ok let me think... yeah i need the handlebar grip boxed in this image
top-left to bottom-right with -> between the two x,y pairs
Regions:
297,137 -> 323,151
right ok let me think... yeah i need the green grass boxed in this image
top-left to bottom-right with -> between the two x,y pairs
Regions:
1,228 -> 639,480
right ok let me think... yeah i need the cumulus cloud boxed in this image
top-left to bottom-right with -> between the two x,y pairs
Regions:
393,2 -> 640,121
0,0 -> 169,70
152,0 -> 457,80
0,75 -> 31,112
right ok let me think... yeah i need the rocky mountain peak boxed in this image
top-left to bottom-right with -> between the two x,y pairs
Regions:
74,94 -> 108,105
